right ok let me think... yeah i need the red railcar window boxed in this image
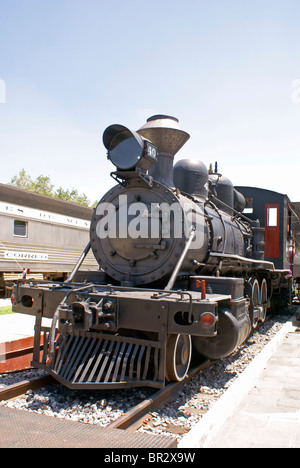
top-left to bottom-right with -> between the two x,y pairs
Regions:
267,207 -> 278,227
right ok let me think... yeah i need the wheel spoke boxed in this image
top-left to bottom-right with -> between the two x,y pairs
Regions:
165,334 -> 192,382
251,278 -> 260,329
260,278 -> 268,323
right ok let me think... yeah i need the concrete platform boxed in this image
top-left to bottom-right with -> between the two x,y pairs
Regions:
179,313 -> 300,448
0,313 -> 38,343
207,329 -> 300,448
0,312 -> 52,372
0,312 -> 51,343
0,299 -> 11,308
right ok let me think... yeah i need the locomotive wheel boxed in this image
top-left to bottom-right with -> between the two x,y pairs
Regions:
260,278 -> 268,323
165,334 -> 192,382
246,278 -> 260,329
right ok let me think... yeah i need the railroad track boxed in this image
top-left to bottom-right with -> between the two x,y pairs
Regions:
0,314 -> 295,445
109,359 -> 211,431
0,374 -> 54,401
0,360 -> 211,430
0,359 -> 211,448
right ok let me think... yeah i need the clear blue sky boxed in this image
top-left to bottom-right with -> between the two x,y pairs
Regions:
0,0 -> 299,203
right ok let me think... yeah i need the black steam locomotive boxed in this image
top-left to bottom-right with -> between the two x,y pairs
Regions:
12,115 -> 299,389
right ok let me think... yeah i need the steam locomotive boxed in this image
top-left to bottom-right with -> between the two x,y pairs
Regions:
11,115 -> 299,389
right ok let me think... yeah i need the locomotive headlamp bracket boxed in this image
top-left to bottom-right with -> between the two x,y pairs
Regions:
103,124 -> 158,172
110,168 -> 154,188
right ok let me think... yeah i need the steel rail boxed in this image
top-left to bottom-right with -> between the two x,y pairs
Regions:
0,343 -> 44,362
109,359 -> 211,431
0,375 -> 54,401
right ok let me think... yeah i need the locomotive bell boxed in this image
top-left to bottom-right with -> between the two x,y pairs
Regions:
103,124 -> 158,172
137,115 -> 190,187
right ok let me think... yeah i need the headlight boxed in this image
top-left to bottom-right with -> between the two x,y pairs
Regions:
103,124 -> 157,172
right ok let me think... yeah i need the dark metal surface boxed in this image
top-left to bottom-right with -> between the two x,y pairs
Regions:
173,159 -> 209,199
36,330 -> 165,389
137,115 -> 190,187
0,406 -> 177,448
90,177 -> 208,286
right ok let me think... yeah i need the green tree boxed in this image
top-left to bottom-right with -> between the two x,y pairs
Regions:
32,174 -> 54,197
9,169 -> 92,207
10,168 -> 33,191
54,187 -> 91,207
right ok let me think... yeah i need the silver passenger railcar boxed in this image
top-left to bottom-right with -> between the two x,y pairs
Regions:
0,183 -> 98,297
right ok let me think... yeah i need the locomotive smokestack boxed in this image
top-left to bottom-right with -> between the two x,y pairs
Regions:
137,115 -> 190,187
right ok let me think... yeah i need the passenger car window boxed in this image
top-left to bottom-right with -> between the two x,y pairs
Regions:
14,220 -> 27,237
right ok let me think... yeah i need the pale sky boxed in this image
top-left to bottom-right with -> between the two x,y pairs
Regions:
0,0 -> 299,204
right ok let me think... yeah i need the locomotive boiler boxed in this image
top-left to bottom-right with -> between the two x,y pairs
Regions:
11,115 -> 291,389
